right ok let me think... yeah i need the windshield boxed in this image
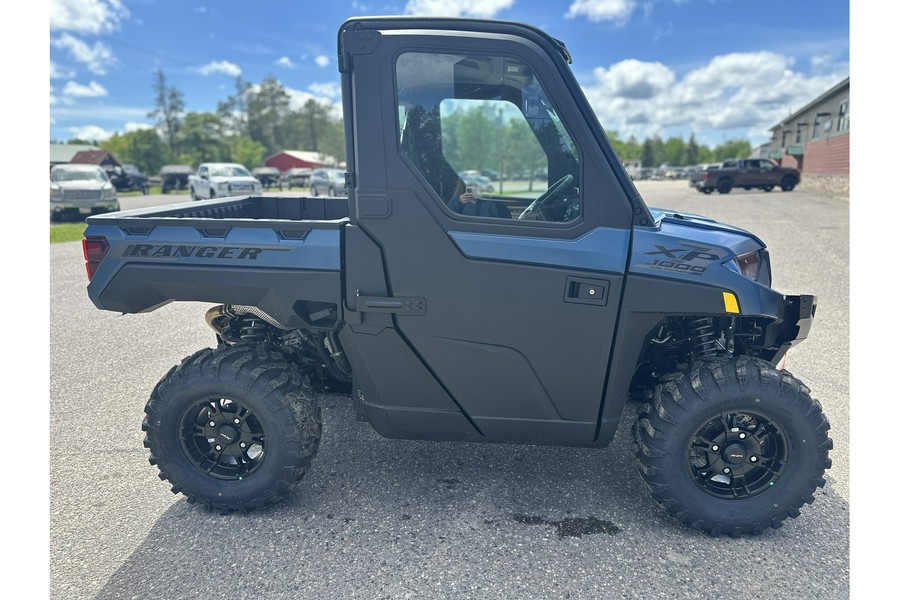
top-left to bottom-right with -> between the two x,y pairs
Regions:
210,165 -> 251,177
51,167 -> 108,183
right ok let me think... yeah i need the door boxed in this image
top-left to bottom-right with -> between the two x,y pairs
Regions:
343,26 -> 636,444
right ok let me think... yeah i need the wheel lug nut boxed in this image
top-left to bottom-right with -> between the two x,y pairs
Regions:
215,445 -> 222,451
240,442 -> 247,448
750,456 -> 758,463
739,432 -> 747,439
723,468 -> 731,474
209,421 -> 216,427
711,445 -> 719,452
233,418 -> 241,424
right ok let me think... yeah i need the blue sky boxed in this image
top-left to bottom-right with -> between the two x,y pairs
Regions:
49,0 -> 850,148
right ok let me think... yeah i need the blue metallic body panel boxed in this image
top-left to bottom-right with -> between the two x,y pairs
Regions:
447,226 -> 631,274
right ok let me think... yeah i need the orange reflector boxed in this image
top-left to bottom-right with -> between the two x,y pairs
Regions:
723,292 -> 739,314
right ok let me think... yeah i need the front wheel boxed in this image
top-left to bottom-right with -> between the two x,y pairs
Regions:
142,345 -> 322,512
634,357 -> 831,537
781,176 -> 797,192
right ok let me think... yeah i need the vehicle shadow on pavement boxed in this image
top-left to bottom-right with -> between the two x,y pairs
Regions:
92,395 -> 850,600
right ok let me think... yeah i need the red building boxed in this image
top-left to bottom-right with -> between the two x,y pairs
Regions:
264,150 -> 336,172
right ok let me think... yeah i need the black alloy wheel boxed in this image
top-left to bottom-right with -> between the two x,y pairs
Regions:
178,396 -> 269,481
143,344 -> 321,512
634,357 -> 832,537
687,410 -> 788,500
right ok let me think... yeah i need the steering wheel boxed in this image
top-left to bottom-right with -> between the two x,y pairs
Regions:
517,174 -> 574,220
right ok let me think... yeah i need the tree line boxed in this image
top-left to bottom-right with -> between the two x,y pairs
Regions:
59,70 -> 346,176
56,69 -> 751,176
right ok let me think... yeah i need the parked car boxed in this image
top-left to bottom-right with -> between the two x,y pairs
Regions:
115,164 -> 150,194
480,168 -> 500,181
189,163 -> 262,200
285,167 -> 313,189
159,165 -> 193,194
252,167 -> 283,189
309,168 -> 347,196
50,163 -> 119,222
461,173 -> 495,193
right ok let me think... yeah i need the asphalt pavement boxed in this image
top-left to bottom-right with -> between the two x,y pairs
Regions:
50,180 -> 850,599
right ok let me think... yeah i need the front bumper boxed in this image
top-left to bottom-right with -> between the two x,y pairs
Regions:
768,294 -> 817,364
50,201 -> 119,215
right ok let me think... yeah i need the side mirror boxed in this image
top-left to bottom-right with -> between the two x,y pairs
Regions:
200,173 -> 209,180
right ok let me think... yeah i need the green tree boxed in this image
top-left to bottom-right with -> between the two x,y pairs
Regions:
685,132 -> 699,165
640,139 -> 655,168
713,139 -> 752,161
178,112 -> 227,166
503,118 -> 547,191
217,76 -> 252,137
101,128 -> 168,174
663,136 -> 686,167
246,77 -> 292,155
148,69 -> 185,156
225,136 -> 267,168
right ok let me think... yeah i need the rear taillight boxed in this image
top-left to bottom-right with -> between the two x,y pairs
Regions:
704,171 -> 710,181
82,236 -> 109,281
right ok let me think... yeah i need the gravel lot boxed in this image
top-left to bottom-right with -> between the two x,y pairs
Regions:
50,180 -> 849,599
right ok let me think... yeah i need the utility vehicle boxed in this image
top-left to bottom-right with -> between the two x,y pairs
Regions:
82,17 -> 831,537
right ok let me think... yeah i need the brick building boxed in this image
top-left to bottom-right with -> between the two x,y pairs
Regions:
766,77 -> 849,198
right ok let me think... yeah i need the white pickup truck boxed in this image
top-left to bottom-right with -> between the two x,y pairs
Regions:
188,163 -> 262,200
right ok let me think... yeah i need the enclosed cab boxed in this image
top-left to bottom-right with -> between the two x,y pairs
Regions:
82,17 -> 831,537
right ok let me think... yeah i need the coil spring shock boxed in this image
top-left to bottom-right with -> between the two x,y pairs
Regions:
238,317 -> 269,343
688,317 -> 718,357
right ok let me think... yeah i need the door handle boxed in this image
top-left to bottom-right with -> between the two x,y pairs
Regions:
564,277 -> 609,306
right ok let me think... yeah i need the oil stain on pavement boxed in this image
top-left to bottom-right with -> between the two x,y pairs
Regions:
506,514 -> 621,538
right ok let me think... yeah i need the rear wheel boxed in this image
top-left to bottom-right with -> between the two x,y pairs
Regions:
142,345 -> 322,512
762,186 -> 774,192
702,188 -> 712,195
716,179 -> 733,194
328,186 -> 336,197
781,176 -> 797,192
634,357 -> 831,537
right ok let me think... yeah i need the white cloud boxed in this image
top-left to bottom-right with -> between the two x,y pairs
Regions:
197,60 -> 242,77
276,56 -> 296,69
581,51 -> 847,145
308,82 -> 341,99
68,124 -> 115,141
62,80 -> 108,98
405,0 -> 514,18
50,0 -> 130,34
566,0 -> 637,23
51,33 -> 115,75
124,122 -> 154,132
592,60 -> 675,99
315,55 -> 330,68
50,61 -> 75,80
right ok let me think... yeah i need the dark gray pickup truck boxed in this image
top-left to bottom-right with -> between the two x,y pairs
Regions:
690,158 -> 801,194
82,16 -> 830,537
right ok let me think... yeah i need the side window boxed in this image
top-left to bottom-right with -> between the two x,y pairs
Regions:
199,166 -> 208,178
396,52 -> 580,223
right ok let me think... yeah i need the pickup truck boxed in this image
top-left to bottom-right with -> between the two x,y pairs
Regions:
690,158 -> 800,194
82,17 -> 830,537
188,162 -> 262,200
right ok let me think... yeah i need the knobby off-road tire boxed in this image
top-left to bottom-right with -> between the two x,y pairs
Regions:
634,356 -> 832,537
142,345 -> 322,512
